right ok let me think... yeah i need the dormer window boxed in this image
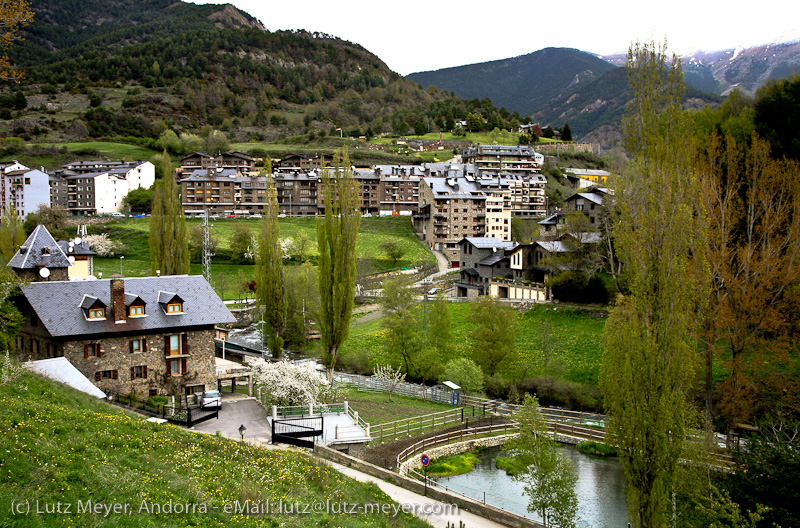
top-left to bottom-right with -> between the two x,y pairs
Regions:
80,294 -> 107,321
129,305 -> 144,316
158,291 -> 184,315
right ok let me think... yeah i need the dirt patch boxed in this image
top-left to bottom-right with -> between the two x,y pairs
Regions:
362,415 -> 513,470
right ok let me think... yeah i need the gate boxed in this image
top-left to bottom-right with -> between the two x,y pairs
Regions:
272,416 -> 324,448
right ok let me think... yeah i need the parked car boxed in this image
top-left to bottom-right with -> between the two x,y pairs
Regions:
197,389 -> 221,409
109,212 -> 125,217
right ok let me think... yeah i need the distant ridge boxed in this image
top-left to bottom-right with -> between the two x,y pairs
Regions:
406,47 -> 616,115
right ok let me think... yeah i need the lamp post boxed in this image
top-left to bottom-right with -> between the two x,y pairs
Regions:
119,255 -> 124,276
239,424 -> 246,443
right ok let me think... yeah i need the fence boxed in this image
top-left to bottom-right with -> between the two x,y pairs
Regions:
336,371 -> 608,426
272,416 -> 324,448
109,399 -> 218,427
371,408 -> 466,443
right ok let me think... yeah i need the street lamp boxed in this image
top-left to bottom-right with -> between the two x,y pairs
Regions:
238,424 -> 246,442
119,255 -> 124,276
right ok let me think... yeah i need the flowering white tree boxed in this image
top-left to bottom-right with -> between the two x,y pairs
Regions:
82,233 -> 125,257
373,364 -> 405,401
246,358 -> 342,407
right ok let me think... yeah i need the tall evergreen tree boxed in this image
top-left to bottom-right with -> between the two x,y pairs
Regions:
599,41 -> 709,528
255,174 -> 285,357
316,147 -> 360,383
149,151 -> 190,275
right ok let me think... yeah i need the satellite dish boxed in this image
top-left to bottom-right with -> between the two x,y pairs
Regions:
74,237 -> 82,244
39,267 -> 51,278
68,247 -> 73,253
68,256 -> 75,264
69,241 -> 75,247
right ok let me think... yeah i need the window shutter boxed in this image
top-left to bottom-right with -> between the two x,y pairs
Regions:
95,372 -> 101,381
112,370 -> 118,380
164,336 -> 169,356
85,344 -> 89,358
129,341 -> 134,354
143,365 -> 147,379
182,334 -> 189,354
96,344 -> 102,358
181,358 -> 187,375
130,367 -> 135,380
142,339 -> 147,353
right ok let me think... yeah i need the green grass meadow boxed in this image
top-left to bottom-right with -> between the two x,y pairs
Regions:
89,216 -> 433,299
0,371 -> 431,528
342,303 -> 607,386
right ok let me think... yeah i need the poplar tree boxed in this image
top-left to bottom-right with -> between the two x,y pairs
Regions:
0,207 -> 26,265
599,41 -> 709,528
149,151 -> 190,275
317,148 -> 360,384
256,174 -> 285,357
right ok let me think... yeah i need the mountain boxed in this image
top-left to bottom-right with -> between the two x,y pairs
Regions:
527,67 -> 721,138
603,41 -> 800,96
3,0 -> 519,145
406,48 -> 616,116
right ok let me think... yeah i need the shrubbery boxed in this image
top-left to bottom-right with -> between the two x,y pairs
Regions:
549,271 -> 609,304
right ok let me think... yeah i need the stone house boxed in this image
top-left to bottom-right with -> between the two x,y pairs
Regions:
14,275 -> 235,399
455,237 -> 517,297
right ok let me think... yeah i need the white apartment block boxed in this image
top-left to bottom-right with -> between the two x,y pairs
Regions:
1,162 -> 51,216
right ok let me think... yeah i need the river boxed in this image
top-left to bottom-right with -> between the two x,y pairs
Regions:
433,445 -> 628,527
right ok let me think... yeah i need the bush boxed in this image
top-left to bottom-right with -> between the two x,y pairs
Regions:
146,395 -> 169,408
577,441 -> 617,457
549,271 -> 609,304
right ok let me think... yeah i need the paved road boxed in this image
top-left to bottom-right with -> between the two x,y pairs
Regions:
191,397 -> 272,446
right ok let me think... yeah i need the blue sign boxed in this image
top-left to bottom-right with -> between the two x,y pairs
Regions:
421,454 -> 430,466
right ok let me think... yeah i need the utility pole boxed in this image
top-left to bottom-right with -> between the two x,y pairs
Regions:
203,209 -> 214,283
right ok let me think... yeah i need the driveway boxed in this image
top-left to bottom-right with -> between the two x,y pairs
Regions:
191,398 -> 272,446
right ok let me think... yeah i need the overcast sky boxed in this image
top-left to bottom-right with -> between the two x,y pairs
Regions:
188,0 -> 800,76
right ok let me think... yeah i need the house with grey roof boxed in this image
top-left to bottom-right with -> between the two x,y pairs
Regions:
14,275 -> 235,399
7,225 -> 72,282
455,237 -> 517,297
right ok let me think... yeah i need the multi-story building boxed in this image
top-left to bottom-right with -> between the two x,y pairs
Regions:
462,144 -> 544,175
9,225 -> 235,399
180,151 -> 256,176
274,172 -> 319,216
51,160 -> 155,216
414,177 -> 488,264
274,154 -> 321,172
181,169 -> 266,217
455,237 -> 518,297
3,166 -> 50,216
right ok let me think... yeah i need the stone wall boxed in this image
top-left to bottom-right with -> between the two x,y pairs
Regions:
18,324 -> 218,398
399,434 -> 515,475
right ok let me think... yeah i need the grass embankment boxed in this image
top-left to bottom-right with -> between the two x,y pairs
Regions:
86,216 -> 433,300
343,303 -> 607,387
577,441 -> 617,457
425,452 -> 481,477
0,371 -> 431,528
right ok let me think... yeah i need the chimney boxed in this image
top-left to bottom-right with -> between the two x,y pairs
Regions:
111,278 -> 126,324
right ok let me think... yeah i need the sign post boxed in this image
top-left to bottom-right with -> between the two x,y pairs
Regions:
421,454 -> 430,496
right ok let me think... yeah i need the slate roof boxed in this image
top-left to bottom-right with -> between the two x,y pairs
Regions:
7,225 -> 71,270
477,253 -> 508,267
536,241 -> 570,253
21,275 -> 235,338
461,237 -> 517,251
57,240 -> 95,257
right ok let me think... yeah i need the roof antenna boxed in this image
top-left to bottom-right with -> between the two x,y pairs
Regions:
156,270 -> 161,277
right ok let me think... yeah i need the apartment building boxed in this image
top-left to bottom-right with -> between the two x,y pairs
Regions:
181,169 -> 267,216
462,144 -> 544,175
414,177 -> 488,264
181,151 -> 256,176
2,165 -> 50,216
